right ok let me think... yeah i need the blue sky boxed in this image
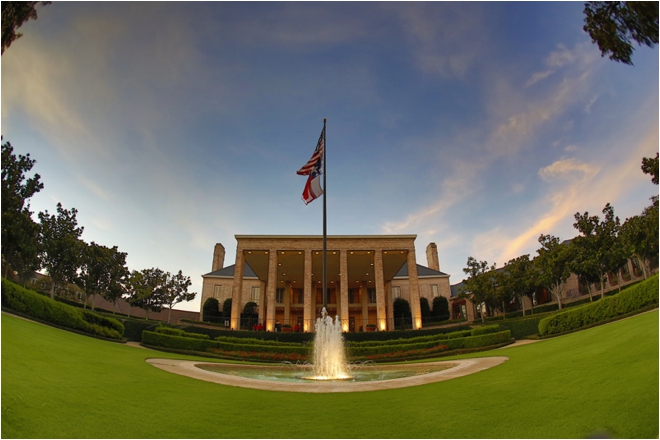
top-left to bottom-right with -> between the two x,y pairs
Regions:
2,2 -> 658,312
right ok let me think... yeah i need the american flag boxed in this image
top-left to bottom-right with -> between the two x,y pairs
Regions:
296,127 -> 325,175
302,158 -> 323,204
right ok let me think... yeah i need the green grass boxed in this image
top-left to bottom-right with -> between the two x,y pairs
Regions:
2,310 -> 658,438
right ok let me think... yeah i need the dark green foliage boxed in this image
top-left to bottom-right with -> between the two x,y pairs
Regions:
496,316 -> 547,339
419,297 -> 431,320
142,330 -> 217,352
1,278 -> 123,339
393,297 -> 412,329
641,152 -> 659,184
583,1 -> 659,65
1,2 -> 50,54
539,274 -> 658,335
120,318 -> 159,341
432,296 -> 450,320
154,325 -> 210,339
442,330 -> 512,350
470,324 -> 500,336
202,297 -> 220,322
222,298 -> 232,320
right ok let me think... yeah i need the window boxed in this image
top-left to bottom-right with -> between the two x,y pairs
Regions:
431,284 -> 439,298
251,286 -> 260,304
392,286 -> 401,299
276,288 -> 284,304
349,288 -> 360,304
213,285 -> 222,299
368,288 -> 377,303
294,288 -> 304,304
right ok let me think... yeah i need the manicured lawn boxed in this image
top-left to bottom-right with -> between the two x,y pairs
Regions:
2,310 -> 658,438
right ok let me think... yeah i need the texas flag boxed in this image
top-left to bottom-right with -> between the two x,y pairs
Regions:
302,159 -> 323,204
298,127 -> 324,204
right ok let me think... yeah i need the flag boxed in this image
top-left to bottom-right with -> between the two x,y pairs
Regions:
302,159 -> 323,204
297,127 -> 324,175
298,126 -> 325,204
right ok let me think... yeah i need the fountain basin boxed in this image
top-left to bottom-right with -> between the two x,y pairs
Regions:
146,357 -> 508,393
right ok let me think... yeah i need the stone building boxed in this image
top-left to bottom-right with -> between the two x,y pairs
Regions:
200,235 -> 451,332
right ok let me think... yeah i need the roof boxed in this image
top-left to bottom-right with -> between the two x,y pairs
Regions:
202,262 -> 258,279
393,262 -> 448,279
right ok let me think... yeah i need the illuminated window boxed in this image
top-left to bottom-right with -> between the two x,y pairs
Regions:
431,284 -> 439,298
392,286 -> 401,299
276,288 -> 284,304
251,286 -> 260,304
368,288 -> 376,303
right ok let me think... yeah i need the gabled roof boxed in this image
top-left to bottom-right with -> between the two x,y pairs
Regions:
202,262 -> 258,279
393,262 -> 449,279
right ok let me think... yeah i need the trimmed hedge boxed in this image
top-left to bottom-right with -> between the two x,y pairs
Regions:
496,315 -> 547,339
1,278 -> 124,340
154,326 -> 210,339
538,275 -> 659,336
470,324 -> 500,336
443,330 -> 512,350
121,319 -> 160,342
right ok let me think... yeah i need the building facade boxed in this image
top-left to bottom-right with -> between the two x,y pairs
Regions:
200,235 -> 451,332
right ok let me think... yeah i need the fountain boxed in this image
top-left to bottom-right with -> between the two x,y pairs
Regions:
308,307 -> 352,380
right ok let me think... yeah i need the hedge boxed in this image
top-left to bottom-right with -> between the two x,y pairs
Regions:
443,330 -> 512,350
154,326 -> 210,339
1,278 -> 124,340
538,274 -> 659,336
470,324 -> 500,336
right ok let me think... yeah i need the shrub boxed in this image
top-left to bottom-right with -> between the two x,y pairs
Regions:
443,330 -> 512,350
470,324 -> 500,336
538,275 -> 659,336
142,330 -> 218,352
1,278 -> 123,340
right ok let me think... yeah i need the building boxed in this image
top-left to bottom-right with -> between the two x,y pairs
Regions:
200,235 -> 451,332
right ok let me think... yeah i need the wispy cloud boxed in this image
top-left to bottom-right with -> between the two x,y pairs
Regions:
538,158 -> 600,181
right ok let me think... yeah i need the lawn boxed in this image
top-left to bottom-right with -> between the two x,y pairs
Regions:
2,310 -> 658,438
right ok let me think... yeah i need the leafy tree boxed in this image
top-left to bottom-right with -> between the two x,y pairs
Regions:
162,270 -> 196,323
222,298 -> 232,323
127,268 -> 167,320
641,152 -> 659,185
242,301 -> 258,329
419,297 -> 431,323
459,256 -> 497,323
202,297 -> 220,322
573,203 -> 629,297
77,242 -> 128,311
569,238 -> 601,301
500,255 -> 537,317
393,297 -> 412,329
534,235 -> 575,310
1,1 -> 50,54
583,1 -> 659,65
38,203 -> 84,299
432,295 -> 450,321
620,202 -> 659,279
1,141 -> 43,282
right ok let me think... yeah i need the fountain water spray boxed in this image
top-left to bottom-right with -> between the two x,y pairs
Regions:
310,307 -> 352,380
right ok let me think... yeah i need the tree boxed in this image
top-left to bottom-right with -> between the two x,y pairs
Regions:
534,235 -> 575,310
583,1 -> 659,65
202,297 -> 220,323
127,268 -> 167,320
573,203 -> 629,297
500,255 -> 537,317
641,152 -> 659,185
432,295 -> 450,321
1,1 -> 50,54
569,238 -> 601,301
38,203 -> 84,299
77,242 -> 128,311
393,297 -> 412,329
459,256 -> 497,323
162,270 -> 196,323
620,202 -> 659,279
419,297 -> 431,323
242,301 -> 258,329
221,298 -> 232,324
1,141 -> 43,282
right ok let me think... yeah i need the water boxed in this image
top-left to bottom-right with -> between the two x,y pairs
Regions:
310,307 -> 351,380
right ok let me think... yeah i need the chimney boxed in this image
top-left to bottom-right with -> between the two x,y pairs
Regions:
212,243 -> 225,272
426,242 -> 440,271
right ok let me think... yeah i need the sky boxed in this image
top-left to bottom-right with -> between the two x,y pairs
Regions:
2,2 -> 658,312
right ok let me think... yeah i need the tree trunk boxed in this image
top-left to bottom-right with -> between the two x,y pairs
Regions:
168,306 -> 172,323
519,294 -> 526,317
91,294 -> 96,311
600,272 -> 605,299
50,282 -> 55,299
501,300 -> 506,319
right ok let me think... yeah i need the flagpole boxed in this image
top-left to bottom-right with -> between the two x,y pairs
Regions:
322,118 -> 328,311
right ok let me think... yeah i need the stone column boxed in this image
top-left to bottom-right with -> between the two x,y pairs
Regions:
265,249 -> 277,331
230,247 -> 245,330
407,249 -> 422,329
284,281 -> 291,325
303,249 -> 313,332
339,249 -> 349,332
361,285 -> 368,328
386,281 -> 394,330
374,249 -> 386,331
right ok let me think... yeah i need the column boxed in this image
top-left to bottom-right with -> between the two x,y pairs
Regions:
230,247 -> 245,330
303,249 -> 313,332
374,249 -> 386,331
385,281 -> 394,330
339,249 -> 349,332
407,249 -> 422,330
284,281 -> 291,325
265,249 -> 277,331
361,285 -> 368,328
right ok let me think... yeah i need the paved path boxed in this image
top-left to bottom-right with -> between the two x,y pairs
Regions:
146,356 -> 509,393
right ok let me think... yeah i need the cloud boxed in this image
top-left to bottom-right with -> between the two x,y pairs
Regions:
538,158 -> 600,181
525,43 -> 583,87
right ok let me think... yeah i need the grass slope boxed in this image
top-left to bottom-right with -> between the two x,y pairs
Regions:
2,310 -> 658,438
